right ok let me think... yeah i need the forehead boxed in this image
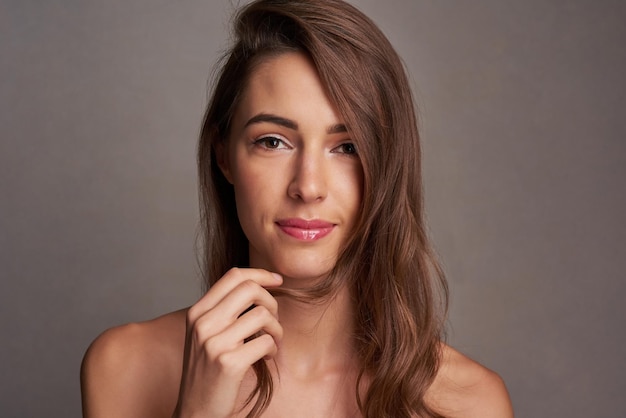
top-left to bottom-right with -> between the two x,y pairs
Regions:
233,52 -> 342,129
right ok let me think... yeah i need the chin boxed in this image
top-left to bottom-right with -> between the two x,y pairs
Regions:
271,256 -> 336,285
276,264 -> 333,282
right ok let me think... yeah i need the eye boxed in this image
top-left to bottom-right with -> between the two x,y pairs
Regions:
254,135 -> 290,150
334,142 -> 358,155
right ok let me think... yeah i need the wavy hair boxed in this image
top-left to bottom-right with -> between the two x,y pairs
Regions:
197,0 -> 448,416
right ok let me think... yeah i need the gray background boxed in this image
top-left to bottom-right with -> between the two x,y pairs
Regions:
1,0 -> 624,417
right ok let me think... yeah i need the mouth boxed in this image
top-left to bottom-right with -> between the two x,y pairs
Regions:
275,218 -> 336,241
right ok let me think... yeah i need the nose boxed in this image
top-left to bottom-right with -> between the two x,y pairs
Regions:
287,149 -> 327,203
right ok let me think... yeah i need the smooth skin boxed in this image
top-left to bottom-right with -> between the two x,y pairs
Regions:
81,52 -> 513,418
219,52 -> 363,286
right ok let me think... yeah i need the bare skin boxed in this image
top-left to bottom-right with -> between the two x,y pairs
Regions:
81,292 -> 513,417
81,53 -> 513,417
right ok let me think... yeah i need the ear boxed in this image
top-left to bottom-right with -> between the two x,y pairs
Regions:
215,140 -> 234,184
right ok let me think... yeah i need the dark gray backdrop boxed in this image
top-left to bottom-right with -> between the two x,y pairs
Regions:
1,1 -> 625,417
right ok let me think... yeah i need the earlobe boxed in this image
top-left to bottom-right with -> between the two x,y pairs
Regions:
215,141 -> 234,184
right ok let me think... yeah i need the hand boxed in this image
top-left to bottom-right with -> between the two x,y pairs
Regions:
173,268 -> 283,418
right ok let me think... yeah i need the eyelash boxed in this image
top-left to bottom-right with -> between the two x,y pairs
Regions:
253,135 -> 290,150
334,143 -> 358,155
252,135 -> 358,156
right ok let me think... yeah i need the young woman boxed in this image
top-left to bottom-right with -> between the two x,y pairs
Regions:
81,0 -> 513,417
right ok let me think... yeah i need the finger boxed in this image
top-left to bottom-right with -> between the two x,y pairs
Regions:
192,280 -> 279,339
209,268 -> 283,307
218,279 -> 280,319
209,305 -> 283,354
199,311 -> 282,368
213,334 -> 279,376
188,268 -> 282,322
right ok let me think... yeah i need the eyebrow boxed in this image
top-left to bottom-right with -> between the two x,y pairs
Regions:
244,113 -> 348,134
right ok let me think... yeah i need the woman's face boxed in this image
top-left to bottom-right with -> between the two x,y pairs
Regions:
218,52 -> 363,284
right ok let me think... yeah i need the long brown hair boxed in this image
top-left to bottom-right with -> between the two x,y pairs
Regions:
197,1 -> 448,416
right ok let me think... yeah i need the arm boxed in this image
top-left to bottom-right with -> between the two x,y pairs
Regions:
81,268 -> 283,418
426,345 -> 514,418
80,323 -> 177,418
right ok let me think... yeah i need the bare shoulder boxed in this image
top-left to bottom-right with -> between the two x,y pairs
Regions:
80,309 -> 188,418
425,343 -> 514,418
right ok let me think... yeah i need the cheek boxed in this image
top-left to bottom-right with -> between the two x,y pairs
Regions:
232,174 -> 262,221
230,151 -> 258,203
232,180 -> 262,244
230,159 -> 281,229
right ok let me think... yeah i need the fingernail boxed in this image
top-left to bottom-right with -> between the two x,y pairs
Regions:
272,273 -> 282,282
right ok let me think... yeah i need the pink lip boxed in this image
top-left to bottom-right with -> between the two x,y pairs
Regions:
276,218 -> 335,241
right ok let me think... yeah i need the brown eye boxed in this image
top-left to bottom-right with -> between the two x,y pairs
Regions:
254,135 -> 289,150
336,143 -> 357,155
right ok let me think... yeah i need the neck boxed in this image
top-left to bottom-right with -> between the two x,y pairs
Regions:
272,282 -> 357,379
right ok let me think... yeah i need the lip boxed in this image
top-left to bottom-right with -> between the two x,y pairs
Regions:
275,218 -> 335,241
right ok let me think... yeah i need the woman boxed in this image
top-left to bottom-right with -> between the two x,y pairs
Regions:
81,0 -> 513,417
